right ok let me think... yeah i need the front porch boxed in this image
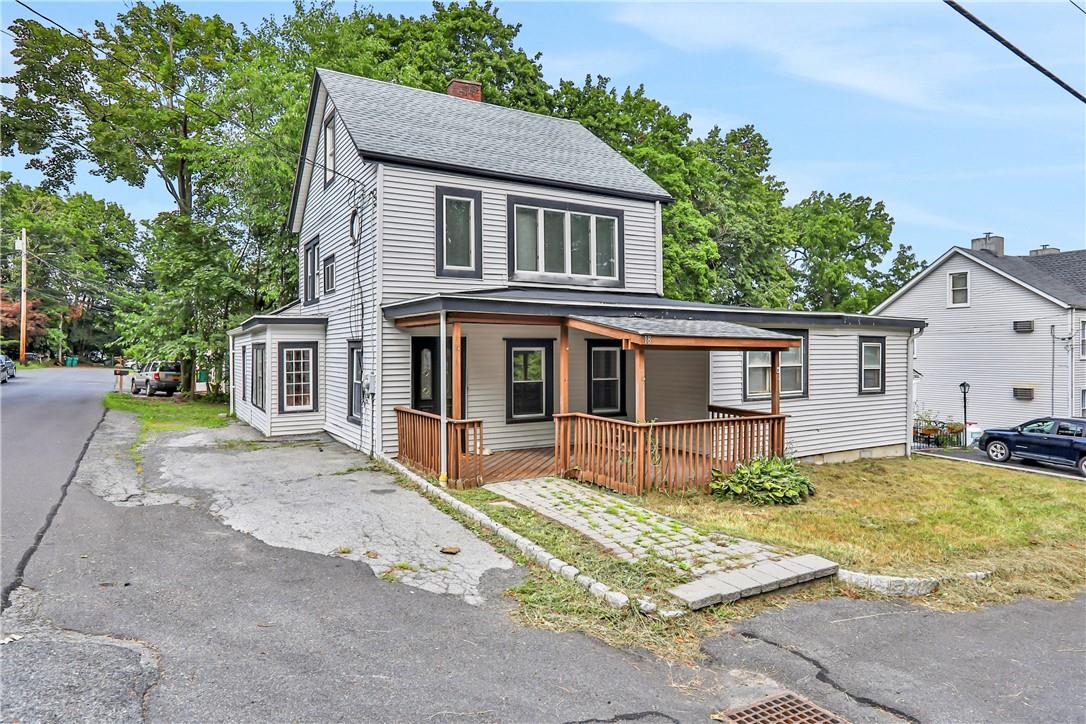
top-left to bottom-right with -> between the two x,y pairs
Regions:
390,310 -> 799,494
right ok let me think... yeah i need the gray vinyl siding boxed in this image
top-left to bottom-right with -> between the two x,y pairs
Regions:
879,252 -> 1073,430
378,163 -> 662,454
291,103 -> 381,451
232,329 -> 270,436
710,327 -> 911,458
268,325 -> 326,436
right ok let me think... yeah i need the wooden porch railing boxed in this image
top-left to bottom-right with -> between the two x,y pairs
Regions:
394,406 -> 484,487
554,410 -> 786,495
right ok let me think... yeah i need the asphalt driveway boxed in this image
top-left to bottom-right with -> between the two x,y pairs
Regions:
918,447 -> 1085,480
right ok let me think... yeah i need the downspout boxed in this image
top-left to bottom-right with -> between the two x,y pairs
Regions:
1050,321 -> 1074,416
906,325 -> 923,457
1068,308 -> 1076,416
438,309 -> 448,484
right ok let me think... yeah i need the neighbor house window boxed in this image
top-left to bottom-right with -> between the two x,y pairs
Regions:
304,238 -> 319,304
587,340 -> 625,416
279,342 -> 318,413
323,114 -> 335,187
508,196 -> 622,285
348,340 -> 363,422
322,255 -> 336,294
745,330 -> 807,399
506,339 -> 554,422
1081,388 -> 1085,417
435,186 -> 482,278
859,336 -> 886,394
241,346 -> 247,402
251,343 -> 265,411
948,271 -> 969,306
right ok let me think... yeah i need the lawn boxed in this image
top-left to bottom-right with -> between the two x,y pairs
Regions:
636,456 -> 1086,607
103,391 -> 230,437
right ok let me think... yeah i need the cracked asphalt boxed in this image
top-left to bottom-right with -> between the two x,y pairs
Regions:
3,368 -> 1084,722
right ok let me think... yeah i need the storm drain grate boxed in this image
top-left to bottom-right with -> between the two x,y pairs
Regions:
716,692 -> 847,724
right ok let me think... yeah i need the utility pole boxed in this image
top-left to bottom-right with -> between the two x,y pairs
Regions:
18,227 -> 27,364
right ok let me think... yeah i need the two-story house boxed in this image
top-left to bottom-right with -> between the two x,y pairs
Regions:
876,235 -> 1086,430
228,69 -> 925,492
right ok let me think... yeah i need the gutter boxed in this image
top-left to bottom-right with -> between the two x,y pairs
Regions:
906,325 -> 924,457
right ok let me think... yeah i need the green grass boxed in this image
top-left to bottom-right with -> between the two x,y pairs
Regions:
636,456 -> 1086,607
103,391 -> 230,436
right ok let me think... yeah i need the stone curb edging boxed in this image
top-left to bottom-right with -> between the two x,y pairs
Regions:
380,457 -> 667,615
837,568 -> 994,597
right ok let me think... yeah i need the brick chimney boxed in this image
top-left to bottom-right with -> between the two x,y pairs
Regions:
446,79 -> 482,102
970,233 -> 1004,257
1029,244 -> 1061,256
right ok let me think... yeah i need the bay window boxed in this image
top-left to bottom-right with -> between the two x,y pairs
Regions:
279,342 -> 319,413
508,196 -> 622,285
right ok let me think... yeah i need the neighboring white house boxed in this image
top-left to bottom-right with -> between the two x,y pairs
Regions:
228,68 -> 925,489
875,235 -> 1086,431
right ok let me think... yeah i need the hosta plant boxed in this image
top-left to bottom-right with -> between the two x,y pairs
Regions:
710,456 -> 815,505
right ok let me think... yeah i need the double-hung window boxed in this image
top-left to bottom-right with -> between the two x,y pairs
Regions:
947,271 -> 969,307
509,197 -> 621,285
744,330 -> 807,399
241,346 -> 247,402
348,340 -> 363,422
435,187 -> 482,278
587,340 -> 625,416
304,238 -> 319,304
322,255 -> 336,294
506,339 -> 553,422
323,114 -> 336,187
859,336 -> 886,394
251,343 -> 265,411
1080,321 -> 1086,358
279,342 -> 318,413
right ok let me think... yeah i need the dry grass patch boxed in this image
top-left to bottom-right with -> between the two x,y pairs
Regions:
635,456 -> 1086,607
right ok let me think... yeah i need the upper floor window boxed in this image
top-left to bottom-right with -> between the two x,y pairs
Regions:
947,271 -> 969,307
745,330 -> 807,399
1080,321 -> 1085,358
859,336 -> 886,394
507,196 -> 623,287
323,114 -> 336,187
304,238 -> 319,304
322,254 -> 336,294
435,186 -> 482,278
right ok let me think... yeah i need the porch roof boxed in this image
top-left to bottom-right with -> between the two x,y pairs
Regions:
381,286 -> 926,331
568,315 -> 800,350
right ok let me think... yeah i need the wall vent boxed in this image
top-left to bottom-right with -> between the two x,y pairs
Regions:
1012,320 -> 1034,333
1012,387 -> 1035,401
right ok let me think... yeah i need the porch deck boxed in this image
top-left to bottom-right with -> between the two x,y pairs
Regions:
472,447 -> 553,484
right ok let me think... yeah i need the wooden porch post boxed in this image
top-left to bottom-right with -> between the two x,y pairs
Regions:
770,349 -> 781,415
559,320 -> 569,414
451,321 -> 463,420
634,345 -> 646,422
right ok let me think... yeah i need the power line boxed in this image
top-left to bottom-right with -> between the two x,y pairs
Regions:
944,0 -> 1086,104
11,0 -> 368,188
26,250 -> 141,307
1068,0 -> 1086,16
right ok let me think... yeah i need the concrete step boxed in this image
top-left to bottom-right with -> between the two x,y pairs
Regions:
667,554 -> 839,610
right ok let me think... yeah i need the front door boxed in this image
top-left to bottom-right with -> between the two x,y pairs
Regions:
411,337 -> 467,415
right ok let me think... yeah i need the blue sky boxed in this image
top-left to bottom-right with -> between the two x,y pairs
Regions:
2,1 -> 1084,264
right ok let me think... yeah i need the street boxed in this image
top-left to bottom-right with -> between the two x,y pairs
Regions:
2,370 -> 1084,722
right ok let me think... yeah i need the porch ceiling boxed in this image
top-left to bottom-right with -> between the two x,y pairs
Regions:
567,315 -> 800,350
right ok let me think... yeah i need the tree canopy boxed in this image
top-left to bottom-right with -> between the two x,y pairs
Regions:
2,0 -> 925,382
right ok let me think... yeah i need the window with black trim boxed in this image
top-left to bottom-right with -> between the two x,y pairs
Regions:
348,340 -> 363,422
859,336 -> 886,394
744,330 -> 808,399
587,340 -> 626,416
322,255 -> 336,294
508,196 -> 622,286
241,346 -> 247,402
506,339 -> 554,423
304,238 -> 318,304
252,343 -> 266,411
435,186 -> 482,278
323,114 -> 336,187
279,342 -> 319,413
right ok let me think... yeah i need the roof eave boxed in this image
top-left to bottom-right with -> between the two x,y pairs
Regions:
286,71 -> 324,233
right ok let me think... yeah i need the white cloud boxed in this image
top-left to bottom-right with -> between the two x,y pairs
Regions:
611,3 -> 1061,114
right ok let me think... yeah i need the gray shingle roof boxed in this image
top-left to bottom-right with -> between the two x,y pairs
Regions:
317,68 -> 672,203
571,315 -> 801,342
961,247 -> 1086,308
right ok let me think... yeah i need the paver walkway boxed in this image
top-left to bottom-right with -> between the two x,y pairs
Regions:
488,477 -> 837,609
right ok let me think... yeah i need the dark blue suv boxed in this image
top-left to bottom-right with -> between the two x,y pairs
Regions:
978,417 -> 1086,476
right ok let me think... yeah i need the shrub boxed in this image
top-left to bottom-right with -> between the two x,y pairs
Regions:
710,456 -> 815,505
